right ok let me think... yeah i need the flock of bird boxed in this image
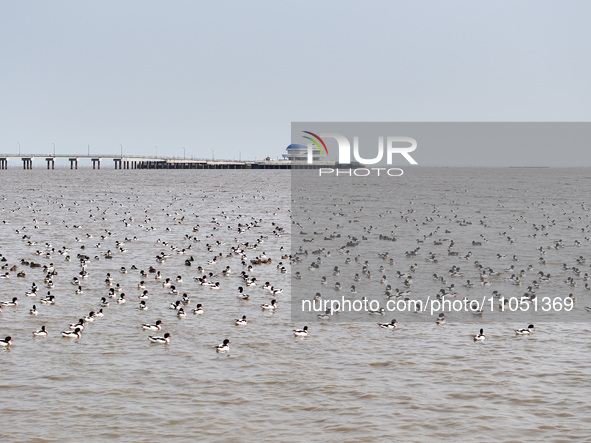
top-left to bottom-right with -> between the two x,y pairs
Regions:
291,184 -> 591,341
0,184 -> 303,353
1,174 -> 590,353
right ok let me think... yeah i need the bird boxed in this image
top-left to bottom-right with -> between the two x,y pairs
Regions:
192,304 -> 204,315
368,308 -> 385,315
148,333 -> 171,344
293,326 -> 309,337
261,299 -> 277,310
62,328 -> 82,338
0,336 -> 13,347
1,297 -> 18,307
236,287 -> 249,300
69,319 -> 85,331
29,305 -> 38,316
317,308 -> 332,320
33,326 -> 48,336
473,328 -> 486,341
235,315 -> 248,326
378,319 -> 398,329
215,339 -> 230,353
514,324 -> 535,335
142,320 -> 163,331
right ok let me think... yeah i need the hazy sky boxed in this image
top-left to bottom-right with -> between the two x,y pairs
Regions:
1,1 -> 590,165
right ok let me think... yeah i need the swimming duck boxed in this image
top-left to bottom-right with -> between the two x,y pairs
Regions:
148,332 -> 171,344
293,326 -> 309,337
29,305 -> 38,315
261,299 -> 277,310
378,319 -> 398,329
473,328 -> 486,341
62,328 -> 82,338
514,324 -> 535,335
33,326 -> 48,337
0,336 -> 12,346
177,308 -> 187,319
138,300 -> 148,310
40,295 -> 55,304
142,320 -> 162,331
69,319 -> 85,330
1,297 -> 18,307
215,338 -> 230,353
237,287 -> 249,300
192,303 -> 204,315
368,308 -> 385,315
100,297 -> 110,307
317,308 -> 332,320
117,294 -> 126,304
235,315 -> 248,326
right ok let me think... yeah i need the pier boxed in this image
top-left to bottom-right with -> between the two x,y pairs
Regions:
0,154 -> 335,170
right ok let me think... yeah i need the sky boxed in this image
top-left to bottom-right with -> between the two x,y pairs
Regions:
1,1 -> 590,165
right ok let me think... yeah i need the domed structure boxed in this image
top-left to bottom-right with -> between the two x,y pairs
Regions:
283,144 -> 322,162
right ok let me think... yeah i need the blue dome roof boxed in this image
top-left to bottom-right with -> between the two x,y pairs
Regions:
286,144 -> 308,150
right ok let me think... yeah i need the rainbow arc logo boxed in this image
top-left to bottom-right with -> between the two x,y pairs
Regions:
302,131 -> 328,155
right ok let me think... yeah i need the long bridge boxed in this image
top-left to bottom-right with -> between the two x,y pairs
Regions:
0,154 -> 334,170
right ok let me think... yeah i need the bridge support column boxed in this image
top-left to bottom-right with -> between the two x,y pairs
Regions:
46,158 -> 55,169
92,159 -> 101,169
0,158 -> 6,169
69,158 -> 78,169
22,158 -> 33,169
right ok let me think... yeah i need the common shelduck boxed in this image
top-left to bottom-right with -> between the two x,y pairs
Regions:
148,332 -> 171,344
142,320 -> 162,331
40,295 -> 55,304
293,326 -> 309,337
69,319 -> 85,330
235,315 -> 248,326
62,328 -> 82,338
368,308 -> 385,315
514,324 -> 535,335
261,299 -> 277,310
33,326 -> 48,337
378,319 -> 398,329
215,339 -> 230,353
473,328 -> 486,341
237,287 -> 249,300
1,297 -> 18,307
317,308 -> 332,320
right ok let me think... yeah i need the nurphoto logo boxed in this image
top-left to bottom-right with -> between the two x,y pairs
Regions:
300,130 -> 418,176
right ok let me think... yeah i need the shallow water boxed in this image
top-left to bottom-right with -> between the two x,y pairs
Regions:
0,168 -> 590,442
